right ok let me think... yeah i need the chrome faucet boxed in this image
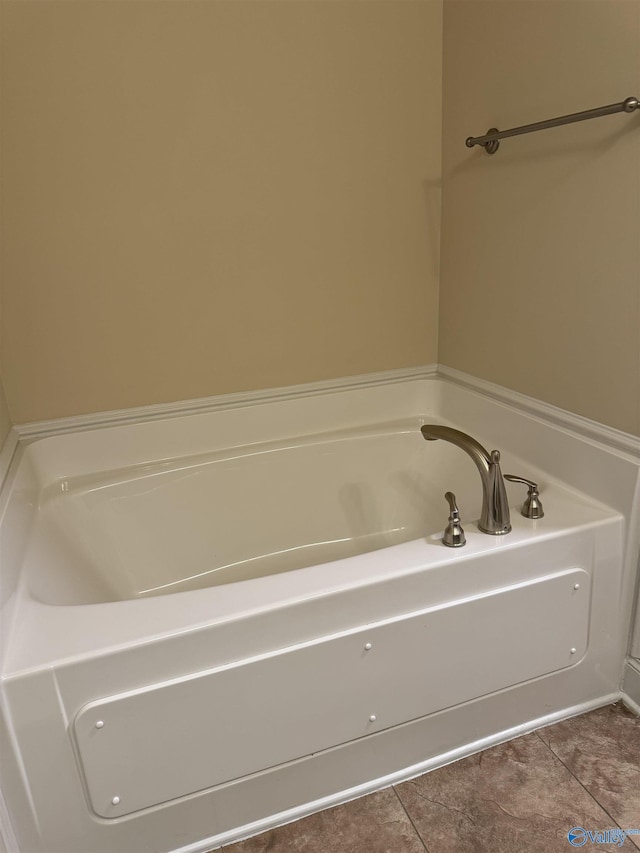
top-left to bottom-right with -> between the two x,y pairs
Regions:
421,425 -> 511,535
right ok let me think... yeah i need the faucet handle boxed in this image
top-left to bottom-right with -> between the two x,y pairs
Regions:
504,475 -> 544,519
445,491 -> 460,516
442,491 -> 466,547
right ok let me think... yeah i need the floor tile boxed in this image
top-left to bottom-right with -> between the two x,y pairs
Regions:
394,731 -> 625,853
538,702 -> 640,849
222,787 -> 427,853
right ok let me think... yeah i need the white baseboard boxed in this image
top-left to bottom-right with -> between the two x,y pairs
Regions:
622,659 -> 640,716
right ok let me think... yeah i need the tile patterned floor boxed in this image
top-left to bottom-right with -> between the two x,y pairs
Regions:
222,702 -> 640,853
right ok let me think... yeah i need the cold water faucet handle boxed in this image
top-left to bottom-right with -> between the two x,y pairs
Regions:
443,491 -> 466,548
504,475 -> 544,519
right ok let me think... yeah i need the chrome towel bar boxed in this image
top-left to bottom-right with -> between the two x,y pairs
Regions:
466,96 -> 639,154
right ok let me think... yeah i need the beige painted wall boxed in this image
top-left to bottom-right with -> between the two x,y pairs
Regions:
440,0 -> 640,436
1,0 -> 442,424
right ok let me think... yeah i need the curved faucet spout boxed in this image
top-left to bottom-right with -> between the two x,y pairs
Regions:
421,425 -> 511,535
421,425 -> 492,474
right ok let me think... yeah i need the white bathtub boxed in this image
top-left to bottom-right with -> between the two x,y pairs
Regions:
1,370 -> 638,853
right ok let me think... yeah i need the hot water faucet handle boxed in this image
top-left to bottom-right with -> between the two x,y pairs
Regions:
504,475 -> 544,519
442,491 -> 466,548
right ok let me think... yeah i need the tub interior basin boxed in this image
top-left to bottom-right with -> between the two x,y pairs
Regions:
26,421 -> 481,604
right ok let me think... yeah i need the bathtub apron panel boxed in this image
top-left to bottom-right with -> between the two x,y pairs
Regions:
73,568 -> 589,818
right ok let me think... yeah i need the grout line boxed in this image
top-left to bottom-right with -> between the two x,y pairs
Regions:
392,785 -> 431,853
534,729 -> 628,837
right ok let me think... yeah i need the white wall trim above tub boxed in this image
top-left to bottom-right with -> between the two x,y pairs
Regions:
437,365 -> 640,458
0,784 -> 18,853
622,659 -> 640,716
13,364 -> 640,457
0,429 -> 20,495
173,693 -> 620,853
14,365 -> 438,441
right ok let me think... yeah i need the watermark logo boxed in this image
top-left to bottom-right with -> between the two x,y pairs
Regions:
568,828 -> 588,847
568,827 -> 640,848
